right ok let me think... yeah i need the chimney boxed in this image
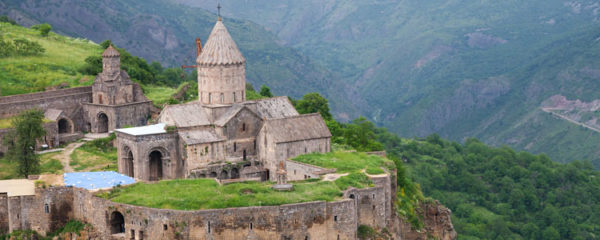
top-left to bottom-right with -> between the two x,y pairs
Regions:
196,38 -> 202,57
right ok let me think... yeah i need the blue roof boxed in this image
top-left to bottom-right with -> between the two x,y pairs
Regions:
64,171 -> 136,190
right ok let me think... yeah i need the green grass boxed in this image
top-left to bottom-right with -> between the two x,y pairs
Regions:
292,151 -> 394,174
70,136 -> 117,171
0,23 -> 101,96
0,151 -> 64,179
142,84 -> 179,106
99,178 -> 356,210
0,116 -> 53,129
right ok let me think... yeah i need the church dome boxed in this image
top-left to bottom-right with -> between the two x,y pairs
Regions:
196,20 -> 245,65
102,44 -> 120,57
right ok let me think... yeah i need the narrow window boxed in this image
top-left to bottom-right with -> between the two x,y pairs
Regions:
242,123 -> 246,131
337,235 -> 340,240
305,147 -> 307,153
208,221 -> 211,233
44,204 -> 49,213
334,216 -> 338,222
305,236 -> 309,240
294,170 -> 296,175
139,231 -> 144,240
209,93 -> 212,103
250,222 -> 253,230
253,140 -> 256,150
233,92 -> 236,102
220,93 -> 224,103
373,205 -> 376,210
164,224 -> 168,230
130,230 -> 135,240
234,142 -> 237,152
373,194 -> 375,199
98,94 -> 103,104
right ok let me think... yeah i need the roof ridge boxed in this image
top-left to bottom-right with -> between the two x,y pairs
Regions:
267,112 -> 322,121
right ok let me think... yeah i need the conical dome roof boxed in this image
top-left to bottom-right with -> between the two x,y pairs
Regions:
196,20 -> 245,65
102,44 -> 120,57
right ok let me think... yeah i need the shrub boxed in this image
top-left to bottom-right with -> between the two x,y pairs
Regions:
13,38 -> 45,56
0,15 -> 18,25
357,225 -> 376,240
31,23 -> 52,36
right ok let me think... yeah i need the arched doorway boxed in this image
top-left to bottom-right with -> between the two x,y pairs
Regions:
231,168 -> 239,179
110,211 -> 125,234
58,118 -> 72,134
209,172 -> 217,178
123,147 -> 134,177
149,151 -> 163,181
97,113 -> 109,133
219,170 -> 228,179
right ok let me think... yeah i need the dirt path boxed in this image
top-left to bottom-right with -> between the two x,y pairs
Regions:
56,142 -> 85,173
541,108 -> 600,133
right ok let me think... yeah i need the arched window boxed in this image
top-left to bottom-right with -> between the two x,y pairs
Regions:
220,93 -> 224,103
233,92 -> 236,102
209,93 -> 212,104
234,142 -> 237,152
242,123 -> 246,131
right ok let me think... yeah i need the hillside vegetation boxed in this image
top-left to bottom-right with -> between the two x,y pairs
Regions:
0,22 -> 99,96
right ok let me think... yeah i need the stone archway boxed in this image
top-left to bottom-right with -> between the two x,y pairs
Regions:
58,118 -> 73,134
97,113 -> 109,133
231,168 -> 239,179
110,211 -> 125,234
219,170 -> 228,179
123,146 -> 134,177
149,150 -> 163,181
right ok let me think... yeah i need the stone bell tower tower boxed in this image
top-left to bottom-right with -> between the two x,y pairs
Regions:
196,17 -> 246,105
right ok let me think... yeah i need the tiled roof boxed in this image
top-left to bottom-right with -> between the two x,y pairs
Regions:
246,97 -> 299,119
179,129 -> 225,145
159,102 -> 211,127
196,20 -> 245,65
265,113 -> 332,143
102,44 -> 120,57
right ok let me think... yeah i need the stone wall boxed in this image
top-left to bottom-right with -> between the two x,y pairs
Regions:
83,101 -> 151,133
0,193 -> 8,234
4,172 -> 403,240
6,187 -> 73,235
72,188 -> 359,240
286,160 -> 333,181
271,138 -> 330,180
0,87 -> 92,128
198,64 -> 246,105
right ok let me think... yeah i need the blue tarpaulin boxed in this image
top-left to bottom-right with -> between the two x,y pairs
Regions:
64,171 -> 136,190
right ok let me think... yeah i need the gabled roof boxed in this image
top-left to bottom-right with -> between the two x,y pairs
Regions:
214,104 -> 262,126
44,109 -> 63,121
196,20 -> 245,65
102,44 -> 120,57
246,97 -> 299,119
159,102 -> 211,127
265,113 -> 332,143
179,129 -> 226,145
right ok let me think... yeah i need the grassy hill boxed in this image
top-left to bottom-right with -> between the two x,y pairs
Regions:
0,22 -> 99,96
0,0 -> 339,104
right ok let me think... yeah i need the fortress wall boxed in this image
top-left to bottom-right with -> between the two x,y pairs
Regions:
345,186 -> 388,230
71,187 -> 358,240
0,86 -> 92,105
0,87 -> 92,122
6,188 -> 74,235
370,174 -> 396,226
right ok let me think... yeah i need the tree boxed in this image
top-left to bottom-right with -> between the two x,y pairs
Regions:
0,15 -> 18,25
2,110 -> 47,177
259,85 -> 273,97
295,92 -> 332,120
31,23 -> 52,37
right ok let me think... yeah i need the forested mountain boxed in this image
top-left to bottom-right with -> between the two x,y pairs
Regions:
3,0 -> 600,166
180,0 -> 600,167
0,0 -> 340,102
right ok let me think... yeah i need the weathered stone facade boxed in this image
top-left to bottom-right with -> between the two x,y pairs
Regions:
116,19 -> 332,182
1,173 -> 401,240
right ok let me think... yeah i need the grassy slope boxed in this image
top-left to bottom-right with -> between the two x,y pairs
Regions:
293,151 -> 393,174
0,22 -> 99,96
0,152 -> 63,179
101,151 -> 376,210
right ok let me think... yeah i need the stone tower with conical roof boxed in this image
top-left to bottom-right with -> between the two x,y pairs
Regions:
196,18 -> 246,105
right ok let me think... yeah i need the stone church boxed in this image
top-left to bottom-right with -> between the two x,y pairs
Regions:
115,19 -> 332,181
0,44 -> 151,154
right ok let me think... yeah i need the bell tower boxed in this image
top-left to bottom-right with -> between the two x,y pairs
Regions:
196,16 -> 246,105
